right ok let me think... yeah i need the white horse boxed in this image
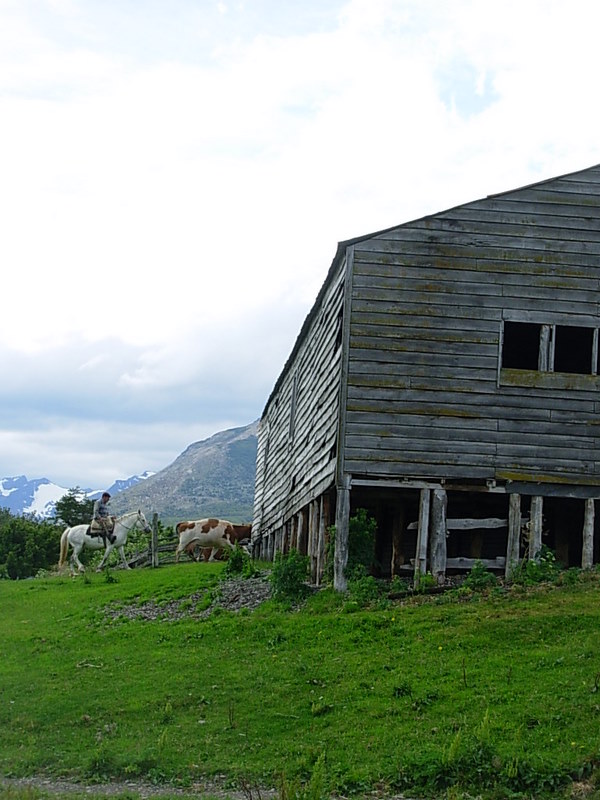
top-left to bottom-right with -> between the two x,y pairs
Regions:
58,510 -> 152,574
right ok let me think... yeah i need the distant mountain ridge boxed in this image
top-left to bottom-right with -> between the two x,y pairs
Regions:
110,421 -> 258,525
0,473 -> 153,519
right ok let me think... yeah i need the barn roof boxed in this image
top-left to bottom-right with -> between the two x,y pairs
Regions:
261,162 -> 600,418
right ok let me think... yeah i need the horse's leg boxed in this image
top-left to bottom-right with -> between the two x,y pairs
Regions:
96,543 -> 113,571
118,545 -> 131,570
72,544 -> 86,574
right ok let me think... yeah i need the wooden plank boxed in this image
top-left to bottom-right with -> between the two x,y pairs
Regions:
407,517 -> 508,531
353,248 -> 600,280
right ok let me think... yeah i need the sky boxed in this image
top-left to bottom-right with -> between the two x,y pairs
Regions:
1,0 -> 600,490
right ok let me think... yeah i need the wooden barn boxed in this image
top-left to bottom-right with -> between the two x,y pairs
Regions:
251,165 -> 600,590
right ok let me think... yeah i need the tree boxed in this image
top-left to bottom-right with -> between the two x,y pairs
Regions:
0,516 -> 62,579
53,487 -> 94,526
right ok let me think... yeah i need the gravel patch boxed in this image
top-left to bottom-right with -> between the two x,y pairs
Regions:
103,575 -> 272,622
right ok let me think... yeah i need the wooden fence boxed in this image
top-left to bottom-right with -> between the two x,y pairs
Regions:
126,513 -> 180,568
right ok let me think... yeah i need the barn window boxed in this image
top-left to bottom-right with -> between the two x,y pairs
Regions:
553,325 -> 595,374
502,322 -> 542,370
502,320 -> 599,376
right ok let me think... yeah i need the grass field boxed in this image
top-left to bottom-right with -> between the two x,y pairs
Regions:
1,562 -> 600,800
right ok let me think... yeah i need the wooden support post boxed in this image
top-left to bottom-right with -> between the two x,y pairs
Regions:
290,515 -> 298,551
316,495 -> 327,587
151,512 -> 159,568
582,498 -> 595,570
506,493 -> 521,579
334,474 -> 351,592
529,496 -> 543,561
268,533 -> 275,562
414,488 -> 431,583
297,510 -> 306,555
429,488 -> 447,581
391,504 -> 406,578
309,500 -> 319,583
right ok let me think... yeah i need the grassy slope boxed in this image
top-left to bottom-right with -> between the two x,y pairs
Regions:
1,564 -> 599,799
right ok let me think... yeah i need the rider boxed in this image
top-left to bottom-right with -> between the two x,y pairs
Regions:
92,492 -> 117,545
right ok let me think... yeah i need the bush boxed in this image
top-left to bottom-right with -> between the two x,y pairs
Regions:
462,560 -> 498,592
347,509 -> 377,576
324,509 -> 378,584
0,513 -> 62,579
510,545 -> 561,586
223,544 -> 258,578
270,549 -> 310,603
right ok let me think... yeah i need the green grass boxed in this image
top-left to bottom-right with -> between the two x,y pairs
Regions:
1,563 -> 600,799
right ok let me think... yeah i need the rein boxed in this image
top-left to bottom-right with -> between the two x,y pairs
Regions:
115,514 -> 143,533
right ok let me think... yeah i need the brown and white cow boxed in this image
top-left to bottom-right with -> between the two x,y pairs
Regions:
174,518 -> 251,563
195,523 -> 252,562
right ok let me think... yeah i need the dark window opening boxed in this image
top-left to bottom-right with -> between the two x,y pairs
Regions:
502,322 -> 541,369
553,325 -> 594,374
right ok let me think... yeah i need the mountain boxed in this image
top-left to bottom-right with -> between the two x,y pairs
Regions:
88,472 -> 156,501
109,421 -> 258,525
0,472 -> 155,520
0,476 -> 69,518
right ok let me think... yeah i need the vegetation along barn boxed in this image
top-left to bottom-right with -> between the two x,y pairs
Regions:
251,164 -> 600,590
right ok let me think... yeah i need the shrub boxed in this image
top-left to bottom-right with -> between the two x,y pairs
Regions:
462,560 -> 498,592
324,509 -> 378,584
270,549 -> 310,602
510,545 -> 561,586
347,509 -> 377,576
223,544 -> 258,578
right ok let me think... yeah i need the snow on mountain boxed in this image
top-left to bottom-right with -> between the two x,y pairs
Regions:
0,476 -> 67,519
0,472 -> 154,519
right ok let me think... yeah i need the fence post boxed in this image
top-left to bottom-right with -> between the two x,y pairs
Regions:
152,512 -> 159,567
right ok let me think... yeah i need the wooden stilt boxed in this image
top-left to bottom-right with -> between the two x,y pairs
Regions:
582,498 -> 595,570
414,488 -> 431,583
506,493 -> 521,579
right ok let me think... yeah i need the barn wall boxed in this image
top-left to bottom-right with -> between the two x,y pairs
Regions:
252,255 -> 348,546
343,167 -> 600,490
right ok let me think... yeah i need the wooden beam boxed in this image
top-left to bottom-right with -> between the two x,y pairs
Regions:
582,498 -> 595,569
151,512 -> 159,568
316,495 -> 327,587
414,488 -> 431,582
407,517 -> 508,531
297,510 -> 306,555
506,493 -> 521,579
334,473 -> 351,591
429,488 -> 447,579
529,496 -> 544,561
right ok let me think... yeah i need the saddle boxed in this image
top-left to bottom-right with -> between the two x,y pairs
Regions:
89,519 -> 114,539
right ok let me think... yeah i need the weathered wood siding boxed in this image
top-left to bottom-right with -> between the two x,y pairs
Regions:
252,255 -> 347,540
342,166 -> 600,489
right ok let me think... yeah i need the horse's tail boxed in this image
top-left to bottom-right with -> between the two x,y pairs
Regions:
58,528 -> 70,568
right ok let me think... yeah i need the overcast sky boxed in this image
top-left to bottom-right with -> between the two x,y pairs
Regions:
1,0 -> 599,490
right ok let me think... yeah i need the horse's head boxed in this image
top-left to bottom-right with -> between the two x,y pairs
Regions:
137,510 -> 152,533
